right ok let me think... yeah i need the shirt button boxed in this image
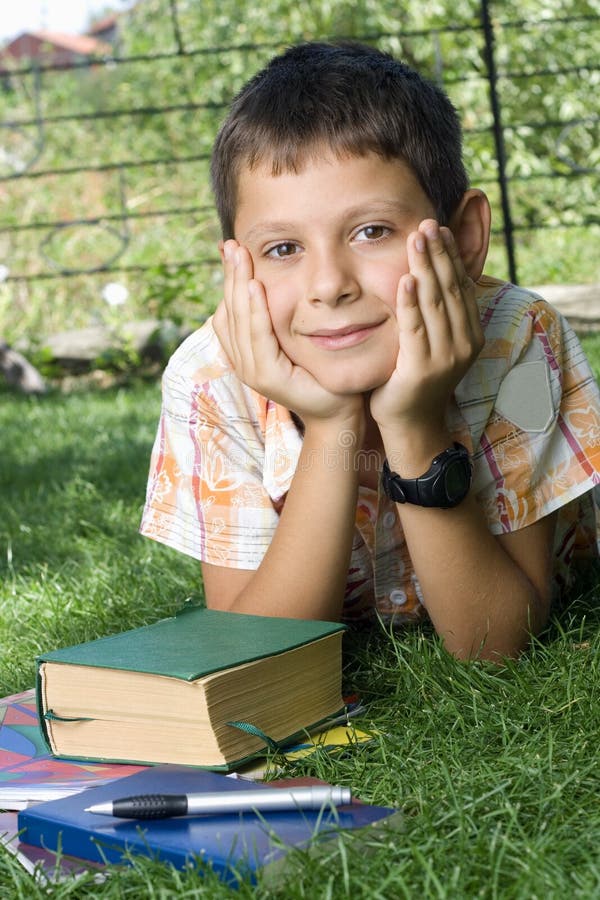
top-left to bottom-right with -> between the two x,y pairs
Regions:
383,511 -> 396,529
389,589 -> 407,606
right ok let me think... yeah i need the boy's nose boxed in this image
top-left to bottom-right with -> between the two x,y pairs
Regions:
305,250 -> 361,307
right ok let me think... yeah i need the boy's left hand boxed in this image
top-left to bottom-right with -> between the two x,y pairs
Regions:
369,219 -> 484,441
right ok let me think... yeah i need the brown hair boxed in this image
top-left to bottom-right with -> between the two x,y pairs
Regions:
211,41 -> 468,239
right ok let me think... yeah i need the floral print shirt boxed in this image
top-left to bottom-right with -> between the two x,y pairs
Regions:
140,278 -> 600,624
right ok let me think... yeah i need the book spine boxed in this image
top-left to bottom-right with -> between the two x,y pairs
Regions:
34,664 -> 54,755
18,814 -> 254,882
19,818 -> 112,866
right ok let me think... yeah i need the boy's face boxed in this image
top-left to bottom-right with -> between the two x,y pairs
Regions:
233,151 -> 437,396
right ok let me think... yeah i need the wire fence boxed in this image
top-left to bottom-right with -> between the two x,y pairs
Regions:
0,0 -> 598,337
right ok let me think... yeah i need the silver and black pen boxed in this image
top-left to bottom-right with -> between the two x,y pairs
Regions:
85,785 -> 353,819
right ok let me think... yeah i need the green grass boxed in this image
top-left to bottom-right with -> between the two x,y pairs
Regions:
580,333 -> 600,375
1,376 -> 600,897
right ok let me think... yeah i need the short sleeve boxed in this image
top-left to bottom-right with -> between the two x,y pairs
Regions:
468,292 -> 600,537
140,327 -> 294,568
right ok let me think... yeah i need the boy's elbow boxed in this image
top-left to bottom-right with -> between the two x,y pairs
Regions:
444,595 -> 551,663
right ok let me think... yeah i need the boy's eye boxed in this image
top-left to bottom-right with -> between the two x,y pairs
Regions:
266,242 -> 299,259
355,225 -> 390,242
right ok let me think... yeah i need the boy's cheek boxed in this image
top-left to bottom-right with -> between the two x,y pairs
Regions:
364,257 -> 409,311
263,295 -> 296,348
249,260 -> 290,307
262,280 -> 297,322
388,260 -> 410,298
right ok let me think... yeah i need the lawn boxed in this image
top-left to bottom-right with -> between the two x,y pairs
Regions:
1,350 -> 600,897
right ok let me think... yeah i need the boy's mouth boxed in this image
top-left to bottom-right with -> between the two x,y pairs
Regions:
307,322 -> 383,350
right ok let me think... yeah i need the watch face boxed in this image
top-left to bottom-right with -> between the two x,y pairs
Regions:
443,459 -> 469,502
383,445 -> 471,507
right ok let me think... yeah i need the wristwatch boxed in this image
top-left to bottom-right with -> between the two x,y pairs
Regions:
381,443 -> 472,509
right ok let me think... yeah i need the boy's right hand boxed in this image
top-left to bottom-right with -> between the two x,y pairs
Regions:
213,240 -> 364,428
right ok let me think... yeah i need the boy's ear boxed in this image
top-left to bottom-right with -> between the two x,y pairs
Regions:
449,189 -> 491,282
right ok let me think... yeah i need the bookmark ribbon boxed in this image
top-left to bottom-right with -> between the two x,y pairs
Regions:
44,710 -> 95,723
225,720 -> 280,752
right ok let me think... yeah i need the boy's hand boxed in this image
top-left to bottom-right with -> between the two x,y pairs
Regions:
370,220 -> 484,442
213,240 -> 363,426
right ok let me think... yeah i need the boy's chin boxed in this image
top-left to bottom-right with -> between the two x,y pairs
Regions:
316,366 -> 395,397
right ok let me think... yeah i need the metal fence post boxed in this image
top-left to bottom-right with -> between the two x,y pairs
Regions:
480,0 -> 518,285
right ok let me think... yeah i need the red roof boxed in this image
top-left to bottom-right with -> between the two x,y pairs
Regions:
88,15 -> 119,36
29,30 -> 111,55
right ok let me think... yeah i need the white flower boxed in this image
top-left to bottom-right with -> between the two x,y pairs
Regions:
101,282 -> 129,306
0,265 -> 9,282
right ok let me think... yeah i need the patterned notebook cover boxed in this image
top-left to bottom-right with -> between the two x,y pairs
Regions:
0,689 -> 146,808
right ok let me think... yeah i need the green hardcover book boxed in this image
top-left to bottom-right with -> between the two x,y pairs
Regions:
36,606 -> 346,771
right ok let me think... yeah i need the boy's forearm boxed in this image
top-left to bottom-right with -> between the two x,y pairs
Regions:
213,417 -> 363,620
394,495 -> 552,660
373,393 -> 550,657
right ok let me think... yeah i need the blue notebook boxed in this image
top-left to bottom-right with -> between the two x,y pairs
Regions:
18,765 -> 399,884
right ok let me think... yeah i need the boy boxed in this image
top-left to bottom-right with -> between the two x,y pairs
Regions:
141,41 -> 600,661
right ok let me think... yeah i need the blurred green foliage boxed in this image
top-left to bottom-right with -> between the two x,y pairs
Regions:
0,0 -> 598,342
